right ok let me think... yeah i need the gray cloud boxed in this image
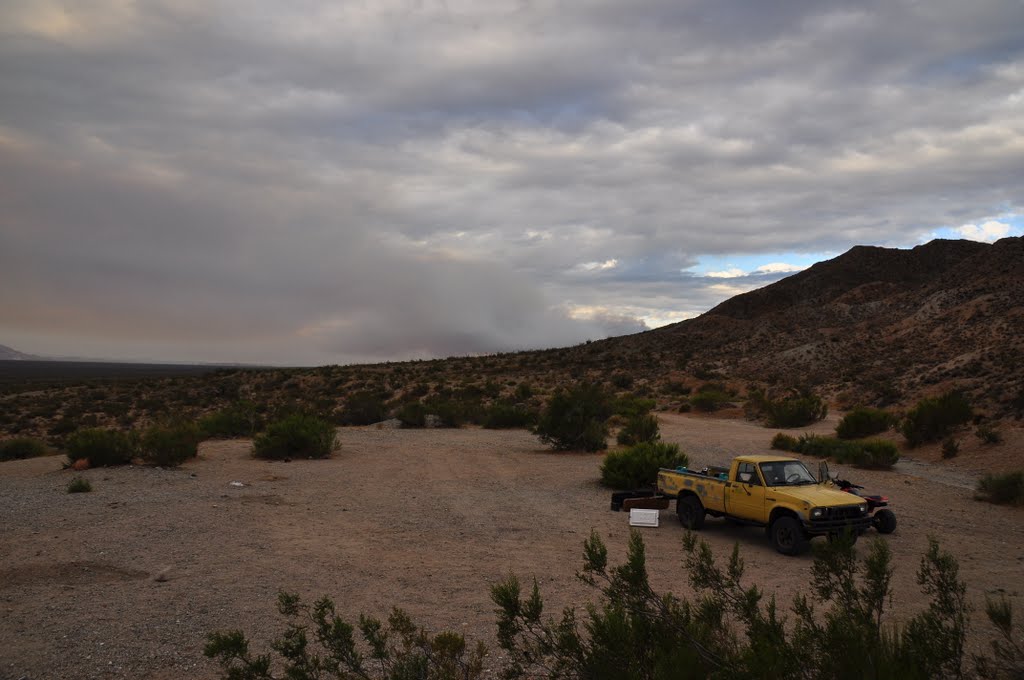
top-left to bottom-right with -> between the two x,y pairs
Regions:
1,1 -> 1022,363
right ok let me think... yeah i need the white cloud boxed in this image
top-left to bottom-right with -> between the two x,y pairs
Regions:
705,268 -> 747,279
575,259 -> 619,272
955,220 -> 1011,243
754,262 -> 807,274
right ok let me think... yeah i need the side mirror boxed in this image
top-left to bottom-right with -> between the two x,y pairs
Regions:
818,460 -> 831,483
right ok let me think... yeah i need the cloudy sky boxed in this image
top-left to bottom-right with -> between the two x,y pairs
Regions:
1,1 -> 1022,365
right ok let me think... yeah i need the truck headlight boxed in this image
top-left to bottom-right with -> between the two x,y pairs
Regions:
860,505 -> 868,513
811,508 -> 823,518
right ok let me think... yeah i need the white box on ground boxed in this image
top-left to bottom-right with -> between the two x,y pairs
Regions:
629,508 -> 660,527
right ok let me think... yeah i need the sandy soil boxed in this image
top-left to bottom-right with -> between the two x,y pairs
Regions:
1,413 -> 1022,680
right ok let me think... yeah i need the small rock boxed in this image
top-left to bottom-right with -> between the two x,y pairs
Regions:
229,481 -> 244,487
153,566 -> 172,583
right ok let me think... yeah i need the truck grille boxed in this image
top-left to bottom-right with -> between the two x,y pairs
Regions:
807,505 -> 873,533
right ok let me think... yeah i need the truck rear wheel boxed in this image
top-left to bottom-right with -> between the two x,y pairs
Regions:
873,509 -> 897,534
771,516 -> 809,556
677,495 -> 705,530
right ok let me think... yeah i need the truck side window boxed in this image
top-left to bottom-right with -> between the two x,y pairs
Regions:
736,462 -> 761,486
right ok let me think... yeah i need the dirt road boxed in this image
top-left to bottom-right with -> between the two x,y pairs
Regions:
1,413 -> 1021,679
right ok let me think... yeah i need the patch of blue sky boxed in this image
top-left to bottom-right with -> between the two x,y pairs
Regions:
686,251 -> 834,278
929,213 -> 1023,244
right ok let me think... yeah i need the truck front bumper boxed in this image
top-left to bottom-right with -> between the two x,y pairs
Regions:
803,515 -> 874,536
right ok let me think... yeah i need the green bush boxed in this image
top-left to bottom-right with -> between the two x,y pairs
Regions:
199,402 -> 259,438
600,442 -> 687,489
770,432 -> 799,451
66,477 -> 92,494
610,373 -> 634,389
0,437 -> 48,461
205,594 -> 485,680
337,391 -> 389,426
139,421 -> 202,466
901,391 -> 973,447
765,391 -> 828,428
396,401 -> 428,428
616,413 -> 660,446
424,397 -> 483,427
690,391 -> 730,412
976,471 -> 1024,506
534,383 -> 612,452
836,407 -> 896,439
613,395 -> 656,418
975,424 -> 1002,445
253,414 -> 337,460
849,439 -> 901,469
65,428 -> 136,467
775,434 -> 899,469
483,403 -> 535,429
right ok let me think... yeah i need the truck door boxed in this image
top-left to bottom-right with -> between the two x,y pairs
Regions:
727,461 -> 767,522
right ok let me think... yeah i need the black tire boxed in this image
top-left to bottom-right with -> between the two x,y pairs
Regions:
677,495 -> 705,530
873,509 -> 897,534
771,516 -> 809,556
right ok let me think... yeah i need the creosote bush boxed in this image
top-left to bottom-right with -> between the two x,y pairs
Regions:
205,593 -> 485,680
65,428 -> 136,467
600,441 -> 687,489
771,433 -> 900,469
199,401 -> 259,438
764,390 -> 828,428
836,406 -> 896,439
253,414 -> 337,460
483,403 -> 535,429
140,421 -> 202,466
209,532 -> 1023,679
533,383 -> 612,452
615,412 -> 660,446
901,390 -> 973,447
66,477 -> 92,493
975,471 -> 1024,506
0,437 -> 48,461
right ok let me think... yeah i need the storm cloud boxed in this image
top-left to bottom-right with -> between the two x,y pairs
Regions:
1,1 -> 1022,364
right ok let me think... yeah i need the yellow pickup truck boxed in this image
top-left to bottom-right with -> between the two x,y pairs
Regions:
656,455 -> 873,555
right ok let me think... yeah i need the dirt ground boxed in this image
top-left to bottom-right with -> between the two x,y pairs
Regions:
1,413 -> 1022,680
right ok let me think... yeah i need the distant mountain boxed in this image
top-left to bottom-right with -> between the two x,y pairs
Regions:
617,236 -> 1024,415
0,344 -> 43,361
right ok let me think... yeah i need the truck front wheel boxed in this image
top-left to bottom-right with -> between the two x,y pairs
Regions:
771,516 -> 809,556
677,495 -> 705,530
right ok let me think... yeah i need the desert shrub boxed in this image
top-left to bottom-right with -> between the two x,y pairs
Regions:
901,391 -> 973,447
690,391 -> 728,412
0,437 -> 48,461
396,401 -> 428,428
975,471 -> 1024,506
66,477 -> 92,494
424,397 -> 483,427
765,391 -> 828,428
493,532 -> 972,680
975,595 -> 1024,679
975,424 -> 1002,445
849,439 -> 901,469
779,434 -> 899,469
613,395 -> 656,418
337,391 -> 389,426
483,403 -> 535,429
666,381 -> 692,396
616,413 -> 660,446
600,442 -> 687,489
205,594 -> 485,680
139,421 -> 202,466
65,428 -> 136,467
610,373 -> 634,390
253,414 -> 337,460
513,382 -> 533,401
199,401 -> 259,438
534,383 -> 612,451
942,437 -> 960,459
771,432 -> 799,451
836,406 -> 896,439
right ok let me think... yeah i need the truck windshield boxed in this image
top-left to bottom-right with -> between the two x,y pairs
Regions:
759,461 -> 817,486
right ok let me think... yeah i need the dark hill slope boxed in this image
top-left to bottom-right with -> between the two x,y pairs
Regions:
631,237 -> 1023,414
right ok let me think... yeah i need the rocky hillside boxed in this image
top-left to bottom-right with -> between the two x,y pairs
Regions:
626,237 -> 1024,416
